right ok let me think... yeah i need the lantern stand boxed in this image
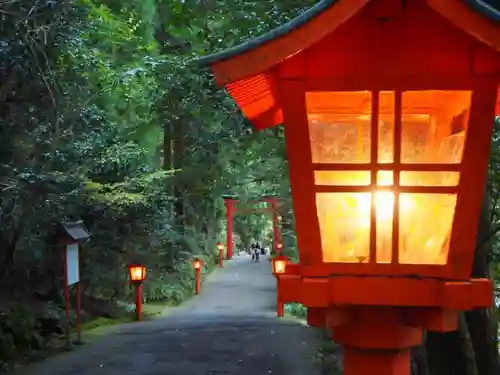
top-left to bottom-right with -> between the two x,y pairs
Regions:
128,264 -> 147,321
271,255 -> 289,318
216,242 -> 225,268
57,221 -> 90,348
191,258 -> 204,294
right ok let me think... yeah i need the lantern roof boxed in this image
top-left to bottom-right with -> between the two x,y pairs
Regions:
195,0 -> 500,130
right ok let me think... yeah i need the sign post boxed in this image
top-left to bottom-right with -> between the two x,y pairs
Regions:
58,221 -> 90,348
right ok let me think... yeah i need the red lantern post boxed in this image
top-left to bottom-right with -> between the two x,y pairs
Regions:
191,258 -> 204,294
271,255 -> 289,317
128,264 -> 147,321
198,1 -> 500,374
216,242 -> 225,268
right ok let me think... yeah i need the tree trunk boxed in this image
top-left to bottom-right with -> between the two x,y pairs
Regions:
424,189 -> 499,375
425,314 -> 478,375
466,189 -> 500,375
411,344 -> 430,375
173,120 -> 184,232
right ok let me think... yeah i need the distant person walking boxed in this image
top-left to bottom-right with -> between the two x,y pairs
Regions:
251,243 -> 260,262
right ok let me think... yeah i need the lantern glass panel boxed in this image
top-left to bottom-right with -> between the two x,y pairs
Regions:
309,89 -> 470,266
399,193 -> 457,264
401,91 -> 471,164
307,91 -> 371,163
274,260 -> 287,274
130,266 -> 145,281
378,91 -> 395,163
400,171 -> 460,186
316,193 -> 371,263
314,171 -> 370,185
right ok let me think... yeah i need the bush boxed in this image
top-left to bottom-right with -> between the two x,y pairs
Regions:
285,303 -> 307,318
0,305 -> 46,361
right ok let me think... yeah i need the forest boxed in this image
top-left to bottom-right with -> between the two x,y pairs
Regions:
0,0 -> 498,374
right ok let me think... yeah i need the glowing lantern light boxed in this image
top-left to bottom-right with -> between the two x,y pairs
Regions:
191,258 -> 204,294
128,264 -> 147,321
191,258 -> 203,271
216,242 -> 225,267
197,1 -> 499,374
272,255 -> 288,276
128,265 -> 147,282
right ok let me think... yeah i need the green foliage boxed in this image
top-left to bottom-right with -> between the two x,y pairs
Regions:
0,0 -> 318,365
313,331 -> 343,375
285,303 -> 307,318
0,305 -> 44,361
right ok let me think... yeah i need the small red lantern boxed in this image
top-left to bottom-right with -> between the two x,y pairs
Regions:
191,258 -> 204,271
128,265 -> 147,283
198,1 -> 499,374
271,255 -> 288,276
191,258 -> 204,294
272,255 -> 289,318
128,264 -> 146,321
216,242 -> 225,267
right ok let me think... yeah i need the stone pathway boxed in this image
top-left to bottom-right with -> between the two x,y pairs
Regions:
13,254 -> 322,375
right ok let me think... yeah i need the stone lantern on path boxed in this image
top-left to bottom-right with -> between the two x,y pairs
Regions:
197,1 -> 500,374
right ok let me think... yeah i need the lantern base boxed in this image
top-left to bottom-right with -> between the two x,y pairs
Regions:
278,275 -> 492,310
344,346 -> 411,375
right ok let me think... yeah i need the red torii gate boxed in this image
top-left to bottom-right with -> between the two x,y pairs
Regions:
223,196 -> 282,259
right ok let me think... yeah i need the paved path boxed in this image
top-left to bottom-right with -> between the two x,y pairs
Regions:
13,254 -> 322,375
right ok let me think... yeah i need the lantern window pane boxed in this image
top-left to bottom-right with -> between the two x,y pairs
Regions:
375,191 -> 393,264
401,91 -> 472,164
377,171 -> 393,186
306,91 -> 371,163
378,91 -> 395,163
314,171 -> 370,185
400,171 -> 460,186
316,193 -> 370,263
399,193 -> 457,265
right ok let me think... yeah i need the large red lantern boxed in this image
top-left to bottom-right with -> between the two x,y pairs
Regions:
197,1 -> 499,374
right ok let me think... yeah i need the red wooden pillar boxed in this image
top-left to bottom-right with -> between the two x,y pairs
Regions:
343,347 -> 411,375
224,199 -> 235,259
